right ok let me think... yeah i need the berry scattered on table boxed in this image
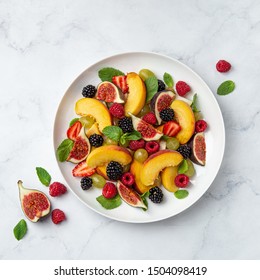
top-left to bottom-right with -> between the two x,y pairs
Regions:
129,139 -> 145,151
49,182 -> 67,197
142,112 -> 157,125
177,144 -> 191,159
82,85 -> 96,98
121,172 -> 135,186
149,187 -> 163,203
106,161 -> 123,181
216,60 -> 231,73
176,81 -> 191,96
158,79 -> 166,92
174,174 -> 189,188
51,209 -> 66,224
159,108 -> 174,122
118,117 -> 134,133
195,120 -> 208,133
89,134 -> 104,147
81,177 -> 93,190
109,103 -> 125,119
102,182 -> 118,199
145,141 -> 160,154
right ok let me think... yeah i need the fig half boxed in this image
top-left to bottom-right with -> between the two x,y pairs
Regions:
96,81 -> 125,103
188,132 -> 206,166
18,180 -> 51,222
117,181 -> 147,209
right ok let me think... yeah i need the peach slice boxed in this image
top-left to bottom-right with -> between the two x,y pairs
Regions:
85,122 -> 101,138
130,159 -> 153,194
96,165 -> 109,180
86,145 -> 132,168
75,98 -> 112,132
161,166 -> 179,192
170,100 -> 195,144
140,150 -> 183,186
125,72 -> 146,116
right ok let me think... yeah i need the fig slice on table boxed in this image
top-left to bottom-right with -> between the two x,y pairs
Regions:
96,81 -> 125,103
18,180 -> 51,222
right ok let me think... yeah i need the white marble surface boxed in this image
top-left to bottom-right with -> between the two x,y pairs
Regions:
1,0 -> 260,260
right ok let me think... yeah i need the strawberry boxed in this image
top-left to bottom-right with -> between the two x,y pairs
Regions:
67,121 -> 82,141
163,121 -> 181,137
112,75 -> 129,93
72,161 -> 96,177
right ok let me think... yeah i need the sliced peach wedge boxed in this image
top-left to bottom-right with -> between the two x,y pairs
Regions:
161,166 -> 179,192
86,145 -> 132,168
140,150 -> 183,186
170,99 -> 195,144
125,72 -> 146,116
75,98 -> 112,132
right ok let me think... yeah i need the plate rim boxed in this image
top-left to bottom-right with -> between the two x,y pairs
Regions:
53,51 -> 225,223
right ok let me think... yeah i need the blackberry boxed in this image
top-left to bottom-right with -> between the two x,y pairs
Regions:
82,85 -> 96,98
89,134 -> 103,147
81,177 -> 93,190
159,108 -> 174,122
106,161 -> 123,181
149,187 -> 163,203
118,117 -> 134,133
158,79 -> 166,92
177,144 -> 191,159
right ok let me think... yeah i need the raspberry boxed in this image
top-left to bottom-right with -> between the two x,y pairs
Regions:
174,174 -> 189,188
49,182 -> 67,197
121,172 -> 135,186
109,103 -> 125,119
142,112 -> 157,125
195,120 -> 208,133
129,139 -> 145,151
102,182 -> 118,199
51,209 -> 66,224
176,81 -> 191,96
145,141 -> 160,154
216,60 -> 231,73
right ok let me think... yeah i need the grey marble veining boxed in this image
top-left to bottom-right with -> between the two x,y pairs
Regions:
1,0 -> 260,260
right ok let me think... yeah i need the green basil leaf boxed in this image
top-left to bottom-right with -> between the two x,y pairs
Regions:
178,160 -> 189,174
191,93 -> 200,112
217,80 -> 235,95
163,72 -> 174,88
102,126 -> 123,142
145,76 -> 159,102
56,139 -> 74,162
98,67 -> 125,82
36,167 -> 51,186
69,118 -> 79,127
13,219 -> 27,241
96,194 -> 122,209
174,190 -> 189,199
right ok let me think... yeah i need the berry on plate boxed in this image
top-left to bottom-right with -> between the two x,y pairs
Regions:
82,85 -> 96,98
159,108 -> 175,122
112,75 -> 129,94
72,161 -> 96,177
81,177 -> 93,190
195,120 -> 208,133
121,172 -> 135,186
149,187 -> 163,203
163,121 -> 181,137
176,81 -> 191,96
174,174 -> 189,188
67,121 -> 82,141
142,112 -> 157,125
129,139 -> 145,151
109,103 -> 125,119
102,182 -> 118,199
145,141 -> 160,154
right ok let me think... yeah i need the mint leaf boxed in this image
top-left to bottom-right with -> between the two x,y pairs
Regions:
145,76 -> 158,102
174,190 -> 189,199
98,67 -> 125,82
163,72 -> 174,88
191,93 -> 200,112
13,219 -> 27,241
36,167 -> 51,186
56,139 -> 74,162
217,80 -> 235,95
178,160 -> 189,174
102,126 -> 123,142
122,131 -> 142,141
141,191 -> 149,211
96,194 -> 122,209
69,118 -> 79,127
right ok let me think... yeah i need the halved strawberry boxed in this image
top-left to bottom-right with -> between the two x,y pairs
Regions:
72,161 -> 96,177
67,121 -> 82,141
112,75 -> 129,94
163,121 -> 181,137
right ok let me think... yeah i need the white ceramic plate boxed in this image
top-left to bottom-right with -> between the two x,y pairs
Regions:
53,52 -> 225,223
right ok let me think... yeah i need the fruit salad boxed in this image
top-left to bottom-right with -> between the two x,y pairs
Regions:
56,68 -> 207,210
